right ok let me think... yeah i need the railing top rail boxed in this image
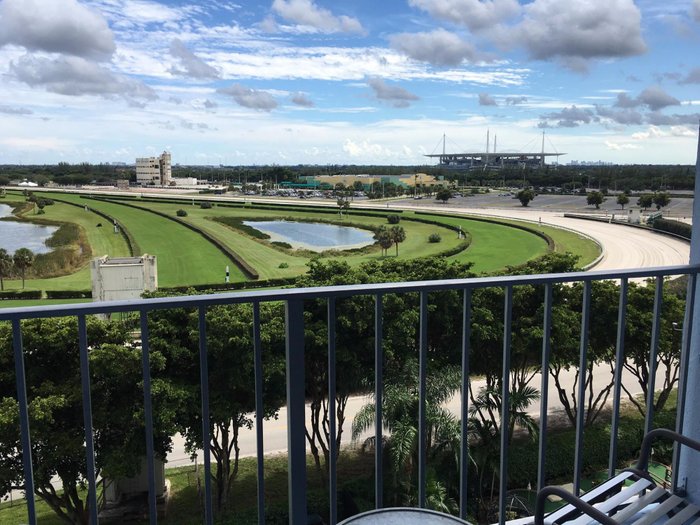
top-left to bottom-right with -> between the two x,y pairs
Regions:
1,263 -> 697,321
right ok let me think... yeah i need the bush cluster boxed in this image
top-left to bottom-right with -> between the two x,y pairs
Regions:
200,201 -> 213,209
0,290 -> 42,300
428,233 -> 441,243
176,209 -> 188,217
653,218 -> 691,240
387,214 -> 401,224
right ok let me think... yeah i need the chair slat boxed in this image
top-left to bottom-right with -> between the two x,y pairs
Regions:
609,487 -> 667,524
567,479 -> 654,525
664,504 -> 700,525
547,473 -> 635,523
630,495 -> 683,525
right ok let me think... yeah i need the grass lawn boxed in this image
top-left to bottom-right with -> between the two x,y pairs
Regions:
36,193 -> 244,288
5,192 -> 599,291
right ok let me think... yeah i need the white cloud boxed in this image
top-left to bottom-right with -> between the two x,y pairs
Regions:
10,54 -> 156,101
291,92 -> 314,107
0,0 -> 115,59
169,39 -> 219,79
693,0 -> 700,21
515,0 -> 646,71
389,28 -> 480,67
408,0 -> 520,32
0,105 -> 33,115
367,78 -> 419,108
271,0 -> 364,34
604,141 -> 640,150
217,84 -> 277,111
478,93 -> 498,106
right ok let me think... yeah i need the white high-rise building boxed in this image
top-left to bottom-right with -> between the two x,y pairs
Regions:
135,151 -> 172,186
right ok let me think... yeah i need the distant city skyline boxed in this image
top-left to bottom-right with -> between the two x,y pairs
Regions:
0,0 -> 699,166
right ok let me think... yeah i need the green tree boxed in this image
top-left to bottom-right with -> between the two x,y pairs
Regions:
0,249 -> 11,291
435,188 -> 452,204
147,301 -> 286,511
586,191 -> 605,209
616,193 -> 630,209
374,226 -> 393,256
13,248 -> 34,288
337,197 -> 350,218
0,317 -> 178,525
390,225 -> 406,256
653,192 -> 671,210
516,189 -> 535,207
637,194 -> 653,210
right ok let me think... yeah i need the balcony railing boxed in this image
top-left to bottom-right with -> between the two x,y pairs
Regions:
1,263 -> 698,525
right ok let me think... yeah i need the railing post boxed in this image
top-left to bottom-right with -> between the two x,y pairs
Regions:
140,310 -> 158,525
573,280 -> 591,496
499,285 -> 513,525
680,123 -> 700,502
285,298 -> 307,524
12,319 -> 36,525
78,315 -> 99,525
374,294 -> 384,510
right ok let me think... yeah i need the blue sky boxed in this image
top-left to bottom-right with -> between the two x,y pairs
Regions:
0,0 -> 699,166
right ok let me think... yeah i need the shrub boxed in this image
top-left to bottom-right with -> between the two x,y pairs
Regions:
0,290 -> 42,300
278,262 -> 289,269
45,290 -> 92,299
387,214 -> 401,224
176,209 -> 188,217
272,241 -> 292,249
428,233 -> 441,243
200,201 -> 212,209
653,218 -> 691,240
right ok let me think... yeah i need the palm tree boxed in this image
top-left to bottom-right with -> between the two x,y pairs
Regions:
0,248 -> 12,291
389,225 -> 406,256
352,360 -> 462,507
13,248 -> 35,289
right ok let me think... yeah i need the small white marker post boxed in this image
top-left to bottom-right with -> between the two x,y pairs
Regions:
225,266 -> 230,283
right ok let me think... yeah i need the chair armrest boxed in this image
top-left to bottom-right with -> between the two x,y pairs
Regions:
534,486 -> 618,525
636,428 -> 700,472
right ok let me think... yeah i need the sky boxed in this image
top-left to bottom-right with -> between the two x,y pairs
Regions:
0,0 -> 699,166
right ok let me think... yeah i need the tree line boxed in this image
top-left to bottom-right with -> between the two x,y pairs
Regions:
0,253 -> 687,523
0,247 -> 35,290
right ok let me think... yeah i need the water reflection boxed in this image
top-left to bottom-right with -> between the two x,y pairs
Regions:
242,220 -> 375,252
0,204 -> 58,254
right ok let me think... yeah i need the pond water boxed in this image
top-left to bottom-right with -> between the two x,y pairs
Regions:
243,220 -> 375,252
0,204 -> 58,255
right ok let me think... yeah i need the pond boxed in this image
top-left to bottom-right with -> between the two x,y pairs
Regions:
243,220 -> 375,252
0,204 -> 58,255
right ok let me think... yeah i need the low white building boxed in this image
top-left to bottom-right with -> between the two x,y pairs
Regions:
91,255 -> 158,309
135,151 -> 172,186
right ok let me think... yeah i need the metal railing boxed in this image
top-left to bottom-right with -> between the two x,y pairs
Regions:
1,263 -> 698,525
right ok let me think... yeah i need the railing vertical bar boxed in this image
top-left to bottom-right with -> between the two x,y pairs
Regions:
374,293 -> 383,509
418,290 -> 428,509
328,298 -> 338,525
139,310 -> 158,524
499,285 -> 513,525
644,276 -> 664,435
253,302 -> 266,525
285,298 -> 307,524
608,278 -> 629,478
673,272 -> 697,491
459,288 -> 472,521
12,319 -> 36,525
78,315 -> 99,524
573,281 -> 591,496
537,283 -> 553,492
197,306 -> 213,525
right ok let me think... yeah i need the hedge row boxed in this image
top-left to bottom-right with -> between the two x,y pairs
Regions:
45,290 -> 92,299
84,197 -> 260,280
507,409 -> 676,488
160,277 -> 296,294
0,290 -> 42,300
653,218 -> 692,240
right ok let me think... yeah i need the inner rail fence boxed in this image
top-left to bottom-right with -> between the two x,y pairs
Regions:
1,263 -> 698,525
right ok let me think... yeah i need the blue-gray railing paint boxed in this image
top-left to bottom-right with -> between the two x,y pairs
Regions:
374,293 -> 384,510
459,288 -> 472,521
328,298 -> 338,525
573,280 -> 591,497
537,283 -> 553,492
418,290 -> 429,509
140,310 -> 158,525
3,262 -> 700,525
498,285 -> 513,525
78,315 -> 99,525
253,302 -> 266,525
608,278 -> 629,478
644,277 -> 664,436
197,306 -> 214,525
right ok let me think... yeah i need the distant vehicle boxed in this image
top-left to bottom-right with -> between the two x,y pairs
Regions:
414,196 -> 423,200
